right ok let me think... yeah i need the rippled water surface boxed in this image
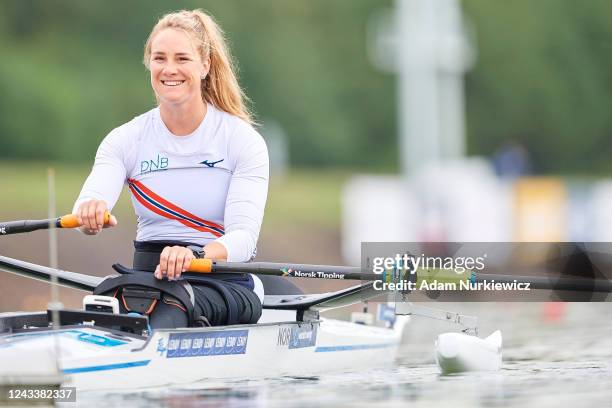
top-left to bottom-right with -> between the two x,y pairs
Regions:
70,303 -> 612,407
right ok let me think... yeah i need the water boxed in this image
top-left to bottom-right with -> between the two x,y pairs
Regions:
69,303 -> 612,407
73,361 -> 612,408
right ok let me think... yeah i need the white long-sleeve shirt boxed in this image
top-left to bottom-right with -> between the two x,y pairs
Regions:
73,104 -> 269,262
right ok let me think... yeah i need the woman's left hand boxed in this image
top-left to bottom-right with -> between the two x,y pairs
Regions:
155,245 -> 195,280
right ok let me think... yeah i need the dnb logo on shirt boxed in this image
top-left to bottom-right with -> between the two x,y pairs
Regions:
140,154 -> 169,174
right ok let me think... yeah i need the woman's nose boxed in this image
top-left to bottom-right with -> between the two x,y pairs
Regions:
163,62 -> 178,74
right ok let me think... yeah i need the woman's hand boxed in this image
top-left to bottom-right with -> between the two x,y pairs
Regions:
155,245 -> 195,280
76,199 -> 118,235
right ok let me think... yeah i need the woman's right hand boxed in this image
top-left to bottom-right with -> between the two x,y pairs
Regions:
76,199 -> 118,235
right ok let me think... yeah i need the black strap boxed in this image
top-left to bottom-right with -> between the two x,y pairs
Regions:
113,263 -> 239,325
95,270 -> 195,323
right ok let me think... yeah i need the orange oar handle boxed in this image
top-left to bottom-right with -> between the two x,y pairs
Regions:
59,212 -> 111,228
188,259 -> 214,273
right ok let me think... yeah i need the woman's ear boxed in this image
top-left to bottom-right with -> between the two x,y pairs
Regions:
201,59 -> 211,79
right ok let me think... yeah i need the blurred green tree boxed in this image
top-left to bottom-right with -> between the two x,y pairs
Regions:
1,0 -> 611,175
464,0 -> 612,174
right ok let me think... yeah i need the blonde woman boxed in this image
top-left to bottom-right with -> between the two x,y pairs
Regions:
73,10 -> 287,327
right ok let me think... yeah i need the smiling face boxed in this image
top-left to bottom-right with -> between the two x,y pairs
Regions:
148,28 -> 209,108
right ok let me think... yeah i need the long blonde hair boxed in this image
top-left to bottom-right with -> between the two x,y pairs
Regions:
143,9 -> 254,124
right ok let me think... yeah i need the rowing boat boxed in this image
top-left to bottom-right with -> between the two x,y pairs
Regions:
0,252 -> 508,391
0,255 -> 409,391
0,311 -> 407,391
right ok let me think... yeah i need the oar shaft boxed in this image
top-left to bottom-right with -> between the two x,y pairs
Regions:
415,269 -> 612,292
0,218 -> 62,235
189,259 -> 363,279
0,255 -> 103,291
187,260 -> 612,292
0,213 -> 109,235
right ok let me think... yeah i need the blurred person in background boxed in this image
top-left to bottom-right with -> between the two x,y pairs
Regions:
492,140 -> 532,180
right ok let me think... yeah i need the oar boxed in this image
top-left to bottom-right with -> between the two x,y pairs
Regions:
187,259 -> 612,293
0,213 -> 110,235
0,255 -> 105,291
188,259 -> 362,279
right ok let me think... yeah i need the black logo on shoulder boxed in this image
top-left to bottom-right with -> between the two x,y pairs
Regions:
199,159 -> 224,168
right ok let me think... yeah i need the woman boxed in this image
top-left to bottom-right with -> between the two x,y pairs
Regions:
73,9 -> 269,327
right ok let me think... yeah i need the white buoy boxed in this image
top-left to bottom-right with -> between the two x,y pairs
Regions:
435,330 -> 502,373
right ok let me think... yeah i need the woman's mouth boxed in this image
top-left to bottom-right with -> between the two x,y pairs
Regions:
161,80 -> 185,87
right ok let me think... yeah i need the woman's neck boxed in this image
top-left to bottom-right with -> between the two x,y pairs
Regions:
159,101 -> 207,136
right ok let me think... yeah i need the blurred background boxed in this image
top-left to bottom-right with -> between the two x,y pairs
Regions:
2,0 -> 612,310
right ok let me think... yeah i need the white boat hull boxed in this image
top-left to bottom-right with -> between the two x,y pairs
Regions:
0,316 -> 408,391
